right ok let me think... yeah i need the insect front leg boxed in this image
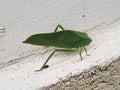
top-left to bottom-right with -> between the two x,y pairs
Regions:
54,24 -> 65,32
83,46 -> 90,56
78,47 -> 83,60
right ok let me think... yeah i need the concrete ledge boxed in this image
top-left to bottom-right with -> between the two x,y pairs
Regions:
43,59 -> 120,90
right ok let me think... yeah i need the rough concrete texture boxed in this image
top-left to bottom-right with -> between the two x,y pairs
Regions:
43,59 -> 120,90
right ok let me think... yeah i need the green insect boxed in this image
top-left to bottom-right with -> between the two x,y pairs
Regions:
23,25 -> 92,71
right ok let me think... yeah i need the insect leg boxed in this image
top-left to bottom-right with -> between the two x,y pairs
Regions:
35,48 -> 76,72
78,47 -> 83,60
83,46 -> 90,56
35,50 -> 56,72
54,24 -> 65,32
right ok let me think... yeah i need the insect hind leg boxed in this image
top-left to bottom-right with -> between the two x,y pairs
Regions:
35,50 -> 56,72
54,24 -> 65,32
83,46 -> 90,56
35,48 -> 77,72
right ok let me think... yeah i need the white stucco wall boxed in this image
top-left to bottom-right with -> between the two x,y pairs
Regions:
0,0 -> 120,90
0,0 -> 120,66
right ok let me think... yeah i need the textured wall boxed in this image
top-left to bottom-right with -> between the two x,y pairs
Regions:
0,0 -> 120,67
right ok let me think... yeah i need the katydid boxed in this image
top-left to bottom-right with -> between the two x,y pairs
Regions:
23,25 -> 92,71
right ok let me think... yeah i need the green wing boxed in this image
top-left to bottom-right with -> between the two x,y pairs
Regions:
23,32 -> 63,46
23,30 -> 92,48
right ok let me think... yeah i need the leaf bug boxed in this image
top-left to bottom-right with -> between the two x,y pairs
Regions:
23,25 -> 92,71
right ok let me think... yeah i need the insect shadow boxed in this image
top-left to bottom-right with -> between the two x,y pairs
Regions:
23,25 -> 92,71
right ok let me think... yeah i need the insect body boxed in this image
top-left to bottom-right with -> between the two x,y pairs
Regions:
23,25 -> 92,71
